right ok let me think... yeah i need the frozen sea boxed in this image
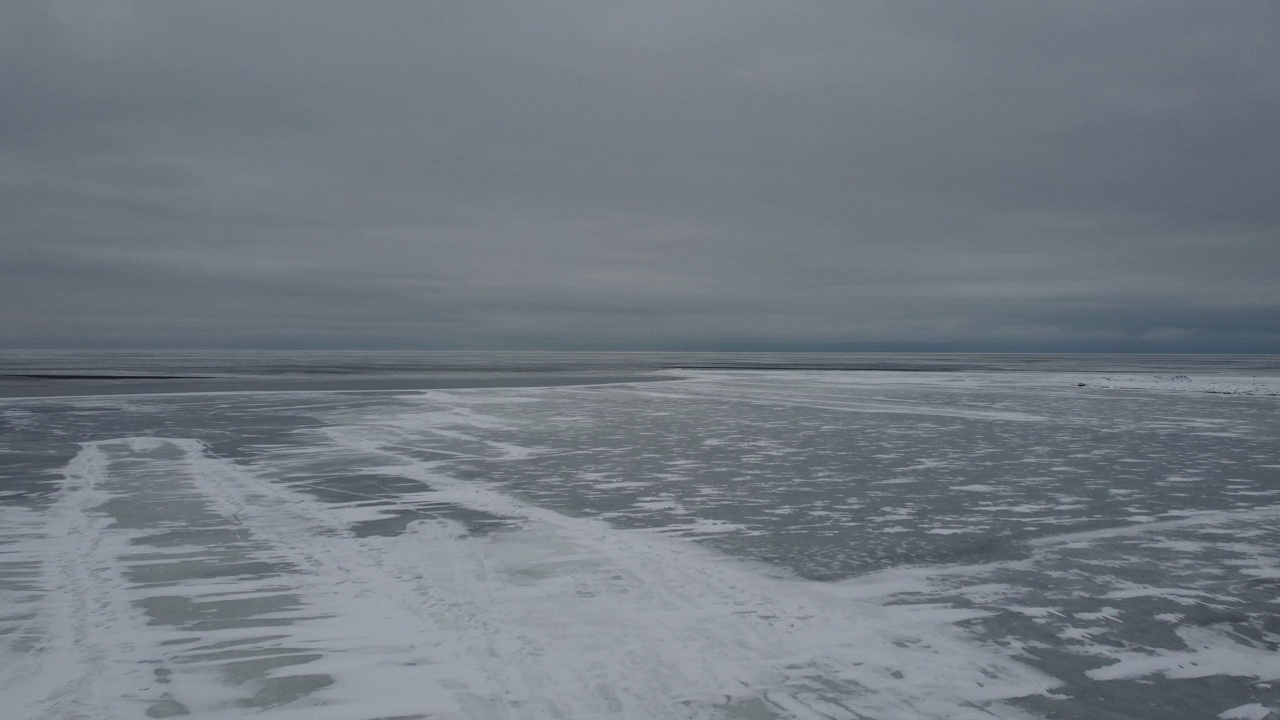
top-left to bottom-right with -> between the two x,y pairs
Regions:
1,352 -> 1278,720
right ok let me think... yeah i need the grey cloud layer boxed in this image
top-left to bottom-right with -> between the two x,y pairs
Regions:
3,1 -> 1278,350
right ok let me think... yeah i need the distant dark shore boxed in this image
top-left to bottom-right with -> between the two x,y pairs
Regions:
9,373 -> 216,380
3,350 -> 1277,400
0,372 -> 674,399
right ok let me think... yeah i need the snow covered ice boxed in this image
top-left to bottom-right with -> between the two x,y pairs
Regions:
2,366 -> 1278,719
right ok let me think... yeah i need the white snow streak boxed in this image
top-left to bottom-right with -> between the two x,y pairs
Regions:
0,435 -> 1058,719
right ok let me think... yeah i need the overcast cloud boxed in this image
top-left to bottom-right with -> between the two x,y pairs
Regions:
2,1 -> 1278,351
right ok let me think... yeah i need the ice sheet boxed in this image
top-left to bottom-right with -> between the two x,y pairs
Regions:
2,367 -> 1278,719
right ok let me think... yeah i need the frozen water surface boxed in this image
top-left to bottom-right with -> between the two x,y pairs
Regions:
1,362 -> 1278,719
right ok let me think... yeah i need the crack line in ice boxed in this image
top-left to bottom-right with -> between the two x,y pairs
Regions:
1027,505 -> 1280,548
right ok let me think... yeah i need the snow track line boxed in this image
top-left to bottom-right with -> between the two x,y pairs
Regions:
2,444 -> 158,720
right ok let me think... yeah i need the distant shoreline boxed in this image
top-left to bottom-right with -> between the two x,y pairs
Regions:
0,372 -> 674,400
6,373 -> 217,380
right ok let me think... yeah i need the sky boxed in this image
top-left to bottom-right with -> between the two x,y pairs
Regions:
3,1 -> 1278,352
